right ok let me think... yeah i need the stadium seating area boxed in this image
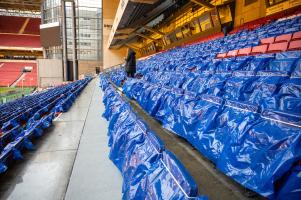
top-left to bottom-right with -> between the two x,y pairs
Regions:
0,16 -> 41,48
0,34 -> 41,48
0,62 -> 37,87
16,63 -> 38,87
106,14 -> 301,199
0,16 -> 40,35
0,78 -> 91,173
100,76 -> 207,200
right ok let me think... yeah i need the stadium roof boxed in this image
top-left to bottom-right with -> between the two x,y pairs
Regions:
0,0 -> 41,11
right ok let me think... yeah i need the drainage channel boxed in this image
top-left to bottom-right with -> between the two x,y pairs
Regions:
109,80 -> 264,200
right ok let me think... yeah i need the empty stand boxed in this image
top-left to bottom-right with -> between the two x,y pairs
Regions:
260,37 -> 275,44
0,34 -> 41,48
251,44 -> 268,54
0,78 -> 92,174
0,62 -> 24,86
24,18 -> 41,35
288,40 -> 301,50
275,33 -> 292,43
216,53 -> 226,58
0,16 -> 26,34
292,31 -> 301,40
16,63 -> 38,87
0,62 -> 37,87
0,16 -> 40,35
237,47 -> 251,56
105,14 -> 301,200
267,41 -> 289,53
226,50 -> 238,57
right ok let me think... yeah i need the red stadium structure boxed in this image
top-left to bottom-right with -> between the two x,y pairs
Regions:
0,15 -> 41,87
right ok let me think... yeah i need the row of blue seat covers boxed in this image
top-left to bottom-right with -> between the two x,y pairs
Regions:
121,77 -> 301,199
106,14 -> 301,199
100,75 -> 208,200
0,78 -> 92,173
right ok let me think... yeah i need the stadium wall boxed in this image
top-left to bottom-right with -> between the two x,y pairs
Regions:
78,60 -> 102,75
37,59 -> 63,87
234,0 -> 266,27
103,0 -> 127,69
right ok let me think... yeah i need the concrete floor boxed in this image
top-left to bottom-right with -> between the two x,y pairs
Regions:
0,78 -> 122,200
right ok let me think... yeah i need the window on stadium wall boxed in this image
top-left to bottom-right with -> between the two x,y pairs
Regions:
163,9 -> 220,46
42,0 -> 102,61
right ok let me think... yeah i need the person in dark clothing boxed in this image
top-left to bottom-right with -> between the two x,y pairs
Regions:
222,21 -> 233,37
125,48 -> 136,78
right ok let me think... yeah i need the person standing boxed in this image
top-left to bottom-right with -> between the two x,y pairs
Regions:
125,48 -> 136,78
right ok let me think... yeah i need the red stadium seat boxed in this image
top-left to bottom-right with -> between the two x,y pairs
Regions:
251,45 -> 268,55
275,33 -> 292,43
292,31 -> 301,40
237,47 -> 251,56
0,34 -> 41,48
216,53 -> 227,58
261,37 -> 275,44
267,42 -> 288,53
288,40 -> 301,51
226,50 -> 238,57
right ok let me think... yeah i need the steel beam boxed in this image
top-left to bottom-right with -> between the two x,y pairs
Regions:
143,26 -> 164,35
135,33 -> 156,41
71,1 -> 78,80
124,43 -> 140,50
190,0 -> 214,8
61,0 -> 68,81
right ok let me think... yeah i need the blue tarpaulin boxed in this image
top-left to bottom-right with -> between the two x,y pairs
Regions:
100,75 -> 207,200
121,77 -> 301,199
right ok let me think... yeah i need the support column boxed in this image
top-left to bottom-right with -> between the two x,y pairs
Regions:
71,1 -> 78,80
61,0 -> 68,81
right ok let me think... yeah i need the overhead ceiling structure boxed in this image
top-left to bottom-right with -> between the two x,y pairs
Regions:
0,0 -> 41,11
107,0 -> 218,49
108,0 -> 193,49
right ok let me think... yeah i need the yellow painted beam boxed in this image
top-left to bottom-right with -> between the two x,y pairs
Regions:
190,0 -> 214,8
143,26 -> 165,35
19,18 -> 30,34
125,43 -> 140,50
135,33 -> 156,41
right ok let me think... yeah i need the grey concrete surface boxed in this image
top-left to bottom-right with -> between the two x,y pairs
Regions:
64,79 -> 122,200
0,78 -> 122,200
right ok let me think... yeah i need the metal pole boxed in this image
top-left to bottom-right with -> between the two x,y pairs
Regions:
61,0 -> 68,81
41,2 -> 47,59
71,1 -> 78,80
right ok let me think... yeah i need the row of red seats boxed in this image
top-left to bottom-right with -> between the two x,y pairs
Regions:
0,34 -> 41,48
217,31 -> 301,58
0,62 -> 37,87
0,62 -> 24,86
16,64 -> 38,87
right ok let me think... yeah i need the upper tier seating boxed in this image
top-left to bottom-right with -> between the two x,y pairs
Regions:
0,16 -> 40,35
24,18 -> 40,35
107,14 -> 301,199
